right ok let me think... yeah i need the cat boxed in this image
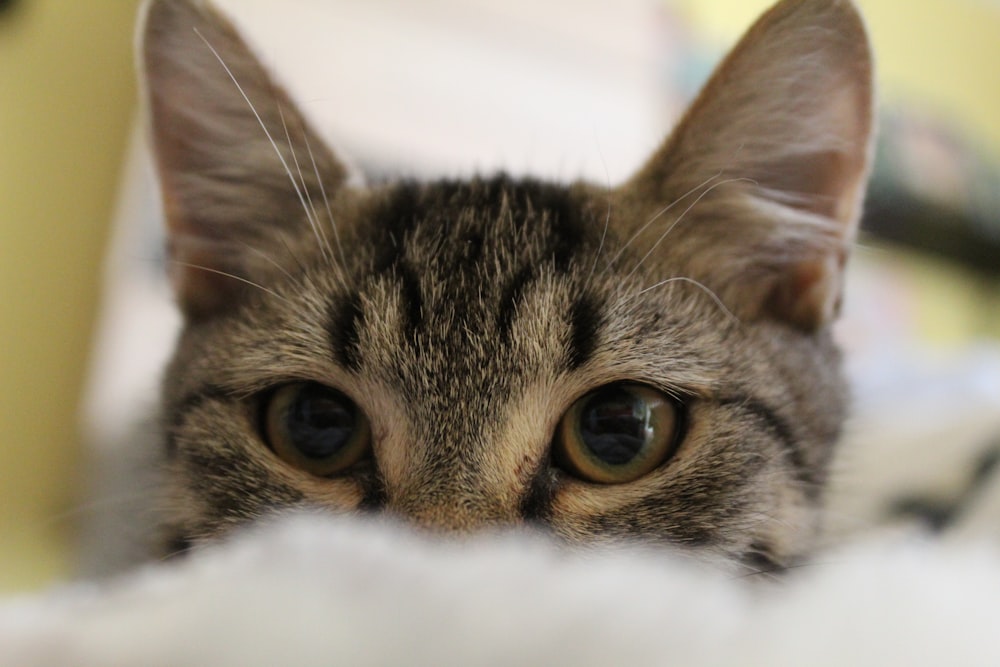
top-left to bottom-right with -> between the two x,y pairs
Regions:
140,0 -> 874,572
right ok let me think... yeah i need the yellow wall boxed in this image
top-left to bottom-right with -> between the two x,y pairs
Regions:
678,0 -> 1000,154
0,1 -> 139,591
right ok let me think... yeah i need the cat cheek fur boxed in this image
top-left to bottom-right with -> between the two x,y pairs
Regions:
141,0 -> 874,568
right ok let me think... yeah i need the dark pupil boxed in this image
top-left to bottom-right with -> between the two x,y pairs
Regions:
286,385 -> 355,460
579,388 -> 650,465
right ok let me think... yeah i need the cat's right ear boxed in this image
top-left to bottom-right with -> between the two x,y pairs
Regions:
139,0 -> 348,319
620,0 -> 874,331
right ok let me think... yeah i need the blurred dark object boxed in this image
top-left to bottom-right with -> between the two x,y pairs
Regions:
0,0 -> 19,18
863,109 -> 1000,276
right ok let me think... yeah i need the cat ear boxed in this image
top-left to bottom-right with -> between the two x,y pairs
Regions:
623,0 -> 874,330
140,0 -> 348,319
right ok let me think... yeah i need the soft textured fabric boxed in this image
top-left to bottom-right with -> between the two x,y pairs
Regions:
2,515 -> 1000,667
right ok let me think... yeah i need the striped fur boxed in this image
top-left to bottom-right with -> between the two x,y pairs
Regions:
142,0 -> 875,569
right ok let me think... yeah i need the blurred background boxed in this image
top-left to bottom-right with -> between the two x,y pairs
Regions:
1,0 -> 998,592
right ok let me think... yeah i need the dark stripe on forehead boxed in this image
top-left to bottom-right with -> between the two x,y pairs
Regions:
535,190 -> 588,273
349,175 -> 597,354
717,395 -> 819,492
394,262 -> 424,347
567,294 -> 601,370
375,174 -> 592,251
329,290 -> 364,372
497,265 -> 535,343
372,182 -> 422,269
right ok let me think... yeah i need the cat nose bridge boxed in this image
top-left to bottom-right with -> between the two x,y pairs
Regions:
386,480 -> 522,532
379,414 -> 535,532
390,502 -> 507,533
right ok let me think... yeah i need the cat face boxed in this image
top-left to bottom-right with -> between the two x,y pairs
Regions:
142,0 -> 874,569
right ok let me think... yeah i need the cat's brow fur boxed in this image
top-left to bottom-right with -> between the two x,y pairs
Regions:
142,0 -> 874,570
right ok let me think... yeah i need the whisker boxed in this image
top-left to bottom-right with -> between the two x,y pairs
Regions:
159,543 -> 193,563
732,559 -> 829,581
623,176 -> 755,283
192,28 -> 324,249
302,130 -> 349,276
586,131 -> 613,289
625,276 -> 740,324
609,142 -> 754,277
275,101 -> 334,267
237,239 -> 304,289
276,231 -> 308,276
602,170 -> 723,275
171,259 -> 291,304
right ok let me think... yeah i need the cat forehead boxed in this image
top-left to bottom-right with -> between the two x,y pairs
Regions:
314,176 -> 617,349
349,175 -> 605,261
323,177 -> 617,383
173,174 -> 723,398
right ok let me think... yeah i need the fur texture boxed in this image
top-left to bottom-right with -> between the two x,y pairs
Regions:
142,0 -> 875,570
4,515 -> 1000,667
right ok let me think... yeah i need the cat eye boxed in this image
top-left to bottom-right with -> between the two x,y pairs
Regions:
555,384 -> 681,484
262,382 -> 371,477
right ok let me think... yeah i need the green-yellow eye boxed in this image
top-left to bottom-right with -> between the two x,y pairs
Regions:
263,382 -> 370,477
555,383 -> 681,484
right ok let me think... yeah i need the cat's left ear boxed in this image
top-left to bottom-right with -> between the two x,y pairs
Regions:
140,0 -> 349,319
623,0 -> 875,330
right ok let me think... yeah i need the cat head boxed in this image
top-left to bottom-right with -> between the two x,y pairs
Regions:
141,0 -> 874,569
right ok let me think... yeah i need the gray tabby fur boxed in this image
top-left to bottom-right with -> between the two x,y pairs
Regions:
140,0 -> 875,569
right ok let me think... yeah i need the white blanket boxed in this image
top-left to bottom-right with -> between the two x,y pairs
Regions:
3,515 -> 1000,667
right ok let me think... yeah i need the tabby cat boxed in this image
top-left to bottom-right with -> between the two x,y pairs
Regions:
141,0 -> 874,571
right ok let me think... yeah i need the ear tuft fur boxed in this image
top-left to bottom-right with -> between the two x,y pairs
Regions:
623,0 -> 875,331
139,0 -> 347,318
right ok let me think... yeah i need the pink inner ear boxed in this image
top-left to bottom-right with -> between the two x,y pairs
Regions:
616,0 -> 873,332
756,146 -> 862,224
760,75 -> 872,231
768,252 -> 847,331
